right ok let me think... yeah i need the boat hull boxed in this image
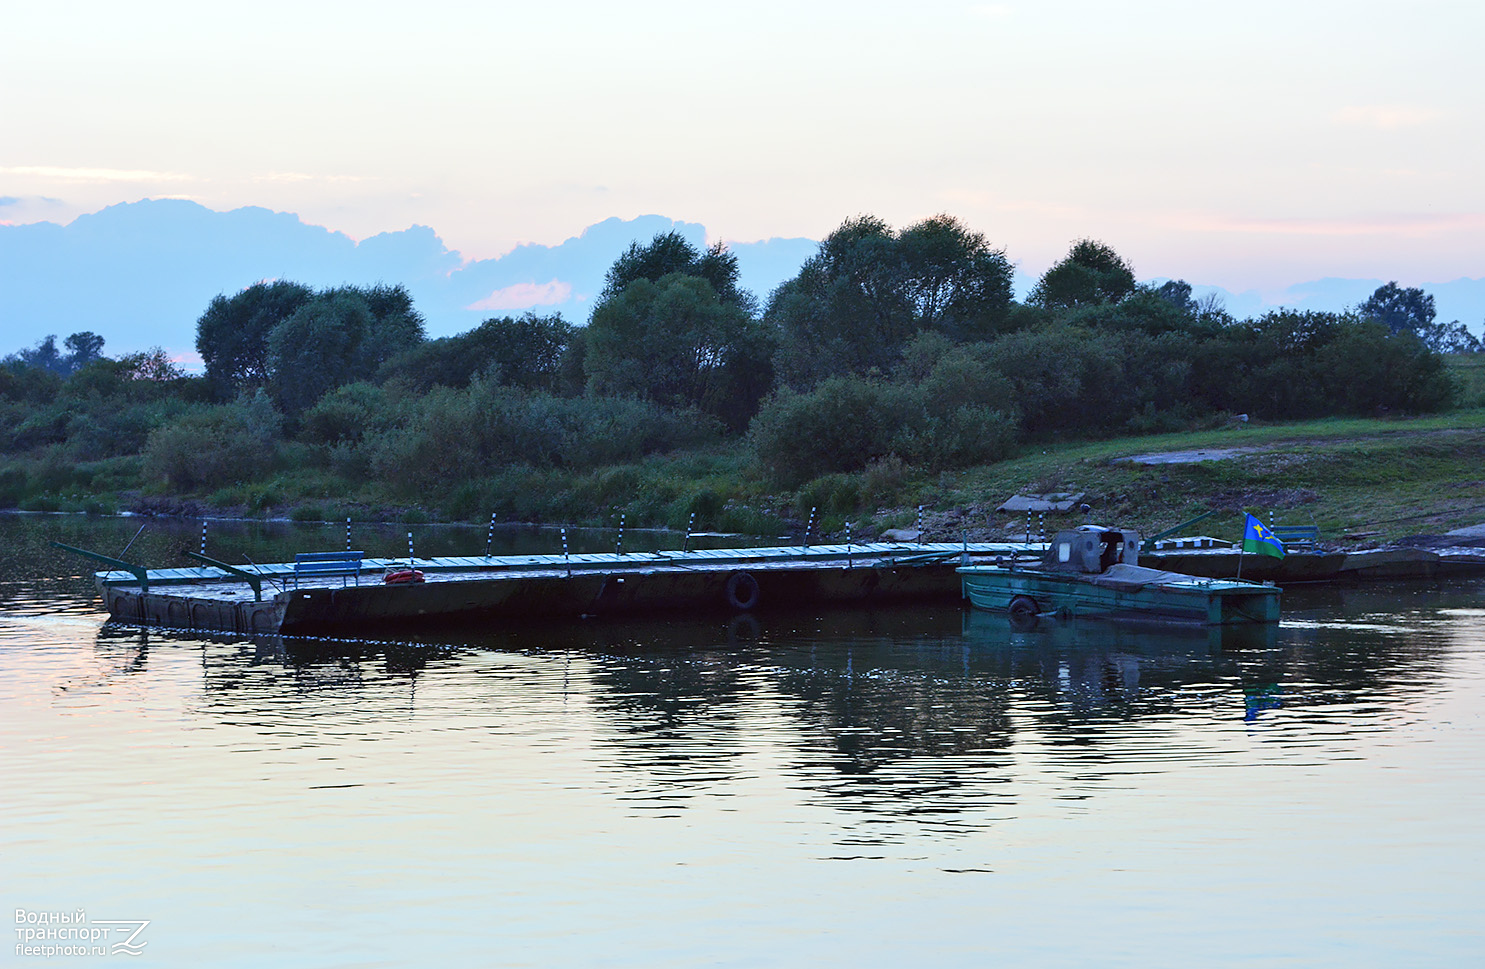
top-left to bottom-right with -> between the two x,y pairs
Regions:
958,567 -> 1280,625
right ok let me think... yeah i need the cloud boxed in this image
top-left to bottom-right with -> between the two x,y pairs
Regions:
466,280 -> 574,311
1332,104 -> 1446,129
0,165 -> 192,182
0,196 -> 19,207
251,171 -> 376,184
1188,212 -> 1485,237
968,3 -> 1015,19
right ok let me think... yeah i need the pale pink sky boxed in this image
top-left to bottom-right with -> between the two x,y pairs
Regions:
2,0 -> 1481,293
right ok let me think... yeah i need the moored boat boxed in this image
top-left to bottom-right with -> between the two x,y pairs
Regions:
958,525 -> 1280,626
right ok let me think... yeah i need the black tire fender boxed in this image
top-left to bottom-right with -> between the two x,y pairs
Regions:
1008,595 -> 1039,618
724,571 -> 761,611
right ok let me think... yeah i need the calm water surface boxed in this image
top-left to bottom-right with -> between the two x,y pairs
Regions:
2,516 -> 1482,967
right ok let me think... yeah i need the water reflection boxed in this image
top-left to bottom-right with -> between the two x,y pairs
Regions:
8,516 -> 1484,965
66,585 -> 1470,834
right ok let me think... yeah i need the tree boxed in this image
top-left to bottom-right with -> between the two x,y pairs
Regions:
11,335 -> 64,374
601,231 -> 753,312
356,283 -> 427,354
584,273 -> 771,428
1358,282 -> 1434,336
1415,319 -> 1483,354
266,286 -> 424,417
63,332 -> 106,370
897,214 -> 1015,341
195,281 -> 313,397
1151,280 -> 1196,314
1029,239 -> 1137,311
379,313 -> 575,393
768,215 -> 911,387
768,214 -> 1014,388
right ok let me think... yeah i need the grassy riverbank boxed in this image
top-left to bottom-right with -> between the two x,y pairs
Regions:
8,406 -> 1485,550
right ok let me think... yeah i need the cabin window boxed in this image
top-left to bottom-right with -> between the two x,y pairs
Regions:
1058,543 -> 1071,563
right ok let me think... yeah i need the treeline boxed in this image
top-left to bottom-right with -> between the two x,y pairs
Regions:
0,214 -> 1477,522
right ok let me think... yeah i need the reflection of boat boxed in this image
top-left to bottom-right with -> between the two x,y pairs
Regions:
958,525 -> 1281,626
961,605 -> 1279,654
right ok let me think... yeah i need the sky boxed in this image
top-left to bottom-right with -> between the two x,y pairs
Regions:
2,0 -> 1482,299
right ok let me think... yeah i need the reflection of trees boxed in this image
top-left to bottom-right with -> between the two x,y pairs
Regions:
566,621 -> 759,809
772,643 -> 1019,835
84,585 -> 1470,832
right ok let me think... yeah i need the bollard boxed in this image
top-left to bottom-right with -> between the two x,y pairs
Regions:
805,506 -> 816,549
408,531 -> 415,569
485,513 -> 497,559
684,512 -> 694,554
346,517 -> 352,553
200,520 -> 207,556
1038,513 -> 1045,542
616,512 -> 625,556
917,505 -> 924,545
562,527 -> 570,577
1025,511 -> 1032,543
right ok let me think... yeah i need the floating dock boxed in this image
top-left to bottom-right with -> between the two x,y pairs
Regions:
76,534 -> 1485,638
1144,544 -> 1485,582
89,542 -> 1040,635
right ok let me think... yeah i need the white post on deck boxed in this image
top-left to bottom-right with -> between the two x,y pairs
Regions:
486,513 -> 497,559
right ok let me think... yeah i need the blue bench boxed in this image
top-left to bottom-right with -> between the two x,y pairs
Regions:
1271,525 -> 1320,547
293,551 -> 364,588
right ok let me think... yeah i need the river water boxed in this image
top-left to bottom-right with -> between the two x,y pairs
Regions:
3,516 -> 1482,967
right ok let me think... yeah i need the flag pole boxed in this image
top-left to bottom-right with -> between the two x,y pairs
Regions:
1236,514 -> 1247,581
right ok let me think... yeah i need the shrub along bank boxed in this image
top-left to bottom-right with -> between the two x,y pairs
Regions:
2,218 -> 1479,544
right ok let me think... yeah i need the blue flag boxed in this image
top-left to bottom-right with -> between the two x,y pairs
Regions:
1243,514 -> 1285,559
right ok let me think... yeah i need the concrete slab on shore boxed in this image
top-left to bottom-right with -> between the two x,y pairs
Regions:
1115,447 -> 1265,465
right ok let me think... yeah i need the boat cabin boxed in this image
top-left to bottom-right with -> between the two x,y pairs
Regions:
1044,525 -> 1140,574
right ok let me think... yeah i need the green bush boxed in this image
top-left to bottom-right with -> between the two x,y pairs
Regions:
0,467 -> 27,507
299,382 -> 392,445
750,377 -> 922,486
142,391 -> 283,490
364,382 -> 720,495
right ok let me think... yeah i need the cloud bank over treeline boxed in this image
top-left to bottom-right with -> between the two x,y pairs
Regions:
1,199 -> 1481,361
